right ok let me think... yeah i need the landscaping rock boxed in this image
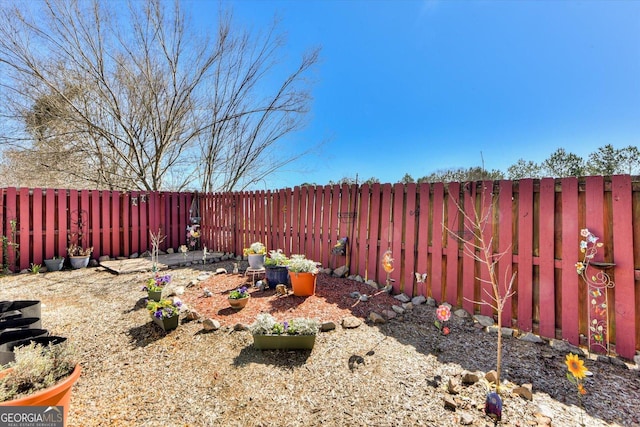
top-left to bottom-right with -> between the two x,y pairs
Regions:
368,312 -> 386,324
393,293 -> 411,303
359,294 -> 370,302
443,395 -> 457,411
233,323 -> 247,331
461,370 -> 481,384
485,370 -> 498,384
402,302 -> 413,311
130,252 -> 139,259
454,308 -> 470,318
342,316 -> 362,329
382,310 -> 397,320
473,314 -> 494,327
459,412 -> 474,425
166,248 -> 174,254
333,265 -> 349,277
350,291 -> 361,298
519,332 -> 544,343
411,295 -> 426,305
487,326 -> 514,337
203,318 -> 220,331
391,305 -> 405,315
549,339 -> 584,355
320,321 -> 336,332
365,279 -> 379,289
426,297 -> 436,307
513,383 -> 533,401
98,255 -> 111,262
447,377 -> 461,394
185,309 -> 201,322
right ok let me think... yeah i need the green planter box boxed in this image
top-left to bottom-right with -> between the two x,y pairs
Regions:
252,334 -> 316,350
148,290 -> 162,302
152,315 -> 178,332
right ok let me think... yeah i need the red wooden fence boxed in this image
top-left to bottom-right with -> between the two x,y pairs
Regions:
199,176 -> 639,359
0,188 -> 192,271
2,178 -> 638,359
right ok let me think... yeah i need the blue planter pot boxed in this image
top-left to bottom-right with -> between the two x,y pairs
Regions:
265,266 -> 289,288
69,256 -> 90,269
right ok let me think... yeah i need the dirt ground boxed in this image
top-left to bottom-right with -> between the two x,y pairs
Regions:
1,261 -> 638,426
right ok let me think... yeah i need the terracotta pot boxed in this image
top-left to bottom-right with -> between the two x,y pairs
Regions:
289,271 -> 317,296
0,364 -> 81,427
228,296 -> 249,310
252,334 -> 316,350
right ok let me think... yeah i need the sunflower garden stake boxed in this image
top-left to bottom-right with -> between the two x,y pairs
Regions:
565,353 -> 588,426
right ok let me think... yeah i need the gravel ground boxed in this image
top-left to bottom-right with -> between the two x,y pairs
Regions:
1,262 -> 638,427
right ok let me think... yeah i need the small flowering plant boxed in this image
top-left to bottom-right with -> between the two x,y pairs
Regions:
147,298 -> 181,319
228,286 -> 249,299
243,241 -> 266,256
264,249 -> 288,267
142,274 -> 171,292
249,313 -> 320,336
434,304 -> 451,335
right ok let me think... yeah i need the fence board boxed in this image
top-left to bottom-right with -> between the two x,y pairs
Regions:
517,179 -> 534,332
90,190 -> 100,256
357,184 -> 370,279
478,182 -> 494,317
392,183 -> 404,292
101,191 -> 111,257
462,183 -> 475,313
538,178 -> 556,338
611,175 -> 636,357
367,184 -> 382,281
431,183 -> 444,302
44,189 -> 56,260
498,180 -> 514,326
446,182 -> 460,305
19,188 -> 30,270
561,177 -> 580,344
404,183 -> 417,296
32,189 -> 43,265
415,183 -> 430,297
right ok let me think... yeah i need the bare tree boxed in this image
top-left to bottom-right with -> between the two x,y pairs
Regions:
0,0 -> 318,191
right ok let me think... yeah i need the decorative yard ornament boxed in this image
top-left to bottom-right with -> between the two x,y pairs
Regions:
484,392 -> 502,425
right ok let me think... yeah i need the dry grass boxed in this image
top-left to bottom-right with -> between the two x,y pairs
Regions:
1,262 -> 637,426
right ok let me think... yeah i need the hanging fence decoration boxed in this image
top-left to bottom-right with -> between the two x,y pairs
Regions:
575,228 -> 615,356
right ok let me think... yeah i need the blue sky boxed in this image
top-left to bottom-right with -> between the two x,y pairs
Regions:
196,0 -> 639,189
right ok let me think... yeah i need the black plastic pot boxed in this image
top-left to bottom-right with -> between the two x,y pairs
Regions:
0,317 -> 42,331
0,301 -> 41,320
0,335 -> 64,367
0,329 -> 49,350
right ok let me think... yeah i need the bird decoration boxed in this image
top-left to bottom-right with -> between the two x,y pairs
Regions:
485,392 -> 502,425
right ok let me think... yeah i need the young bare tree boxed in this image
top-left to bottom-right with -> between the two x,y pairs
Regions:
446,182 -> 516,394
0,0 -> 318,191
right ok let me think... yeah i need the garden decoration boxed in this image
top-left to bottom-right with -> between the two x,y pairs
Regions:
249,313 -> 319,350
565,353 -> 589,425
434,304 -> 451,335
186,224 -> 200,250
1,218 -> 19,274
484,392 -> 502,425
287,255 -> 319,296
142,274 -> 171,302
244,242 -> 266,269
147,299 -> 182,331
332,237 -> 348,256
228,286 -> 250,310
575,228 -> 615,356
381,250 -> 394,292
0,341 -> 81,427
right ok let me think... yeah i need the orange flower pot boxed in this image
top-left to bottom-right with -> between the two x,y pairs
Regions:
0,364 -> 81,427
289,272 -> 317,296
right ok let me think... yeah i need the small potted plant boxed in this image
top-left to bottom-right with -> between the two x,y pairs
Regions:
264,249 -> 289,288
228,286 -> 250,310
287,254 -> 320,296
243,242 -> 266,269
67,234 -> 93,270
249,313 -> 320,350
142,274 -> 171,302
146,298 -> 182,332
0,340 -> 81,425
43,256 -> 65,272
